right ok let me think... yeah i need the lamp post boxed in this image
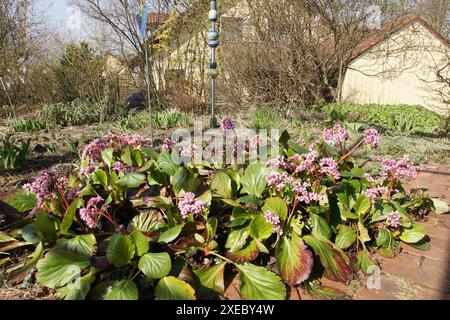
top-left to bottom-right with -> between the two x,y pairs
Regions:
207,0 -> 219,128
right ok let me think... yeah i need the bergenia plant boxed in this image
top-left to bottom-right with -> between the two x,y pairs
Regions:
2,123 -> 434,300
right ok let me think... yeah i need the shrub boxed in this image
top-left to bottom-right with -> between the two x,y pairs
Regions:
0,138 -> 31,170
12,119 -> 47,132
324,103 -> 442,133
3,124 -> 441,300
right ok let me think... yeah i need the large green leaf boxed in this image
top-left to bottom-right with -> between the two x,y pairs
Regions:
210,171 -> 233,198
2,189 -> 37,213
92,169 -> 108,187
311,214 -> 332,240
275,233 -> 313,285
158,223 -> 185,244
155,276 -> 196,300
227,239 -> 259,263
261,197 -> 288,222
237,263 -> 286,300
240,163 -> 269,198
376,229 -> 393,248
56,234 -> 97,256
138,252 -> 171,279
400,224 -> 426,244
60,198 -> 84,233
106,234 -> 135,267
225,227 -> 250,252
101,148 -> 114,168
249,214 -> 273,240
128,210 -> 164,233
56,268 -> 97,300
21,224 -> 40,244
193,262 -> 227,294
353,195 -> 371,216
173,167 -> 189,194
158,152 -> 177,176
303,235 -> 353,284
105,280 -> 139,300
335,225 -> 357,249
129,231 -> 150,256
431,198 -> 448,214
35,211 -> 58,242
356,250 -> 376,274
36,249 -> 91,288
116,173 -> 146,188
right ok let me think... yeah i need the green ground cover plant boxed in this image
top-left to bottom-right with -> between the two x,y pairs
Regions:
324,103 -> 443,133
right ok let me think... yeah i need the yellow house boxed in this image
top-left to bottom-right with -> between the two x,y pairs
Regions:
342,16 -> 449,115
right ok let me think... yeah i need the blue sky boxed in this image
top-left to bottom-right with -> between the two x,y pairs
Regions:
39,0 -> 69,24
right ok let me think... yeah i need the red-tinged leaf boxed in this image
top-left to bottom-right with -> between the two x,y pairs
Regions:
275,233 -> 313,285
227,240 -> 259,264
303,235 -> 353,284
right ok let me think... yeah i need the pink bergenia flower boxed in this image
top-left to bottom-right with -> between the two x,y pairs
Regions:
323,124 -> 349,147
161,138 -> 177,152
364,129 -> 380,148
24,169 -> 58,216
266,171 -> 294,192
220,117 -> 235,135
380,155 -> 419,181
264,210 -> 283,236
79,196 -> 105,229
365,187 -> 388,200
81,133 -> 149,165
178,192 -> 205,219
292,181 -> 324,204
268,156 -> 286,169
319,158 -> 341,180
296,151 -> 318,173
386,211 -> 401,228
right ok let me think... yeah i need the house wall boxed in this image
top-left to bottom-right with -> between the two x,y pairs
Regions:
153,0 -> 250,97
342,22 -> 449,115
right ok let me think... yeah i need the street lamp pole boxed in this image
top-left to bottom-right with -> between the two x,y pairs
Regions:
207,0 -> 219,128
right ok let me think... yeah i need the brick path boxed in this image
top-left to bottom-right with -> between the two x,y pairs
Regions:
307,165 -> 450,300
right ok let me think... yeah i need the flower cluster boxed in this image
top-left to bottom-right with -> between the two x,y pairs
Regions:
220,117 -> 235,135
386,211 -> 401,228
113,161 -> 137,173
161,138 -> 177,152
323,124 -> 349,147
266,171 -> 294,192
79,196 -> 106,229
24,169 -> 58,216
364,129 -> 380,148
365,187 -> 388,200
380,155 -> 419,181
264,210 -> 283,236
295,151 -> 318,173
178,192 -> 205,219
292,181 -> 324,204
81,133 -> 150,164
319,158 -> 340,180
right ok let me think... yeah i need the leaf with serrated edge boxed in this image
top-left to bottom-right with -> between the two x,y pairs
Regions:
193,262 -> 226,294
138,252 -> 171,279
227,240 -> 259,263
36,249 -> 91,289
155,276 -> 196,300
275,233 -> 313,285
237,263 -> 286,300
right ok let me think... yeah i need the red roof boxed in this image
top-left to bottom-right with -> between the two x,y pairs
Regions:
349,16 -> 450,62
